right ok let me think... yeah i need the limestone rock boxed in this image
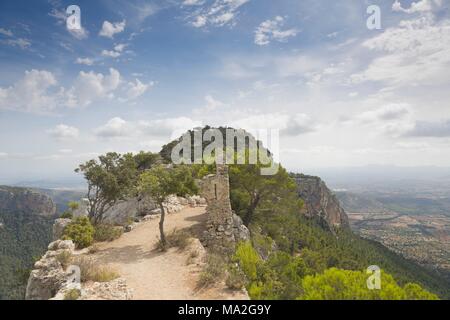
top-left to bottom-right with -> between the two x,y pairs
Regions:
0,186 -> 56,217
80,278 -> 133,300
52,218 -> 72,240
25,242 -> 75,300
72,198 -> 89,218
48,239 -> 75,252
293,174 -> 349,230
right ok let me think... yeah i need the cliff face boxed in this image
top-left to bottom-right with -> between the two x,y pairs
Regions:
293,175 -> 349,230
0,186 -> 56,217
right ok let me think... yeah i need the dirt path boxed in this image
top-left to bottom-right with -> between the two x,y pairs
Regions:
89,207 -> 247,300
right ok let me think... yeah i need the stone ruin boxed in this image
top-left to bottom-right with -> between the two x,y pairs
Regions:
199,165 -> 250,255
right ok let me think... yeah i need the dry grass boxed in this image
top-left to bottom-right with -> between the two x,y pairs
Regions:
155,229 -> 192,251
73,256 -> 119,283
56,250 -> 72,270
197,254 -> 226,288
225,265 -> 247,290
64,288 -> 81,300
88,244 -> 100,254
186,250 -> 200,265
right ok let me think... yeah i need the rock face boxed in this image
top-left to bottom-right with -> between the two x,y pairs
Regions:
26,235 -> 133,300
25,240 -> 74,300
73,195 -> 205,226
199,165 -> 250,254
293,174 -> 349,230
0,186 -> 56,216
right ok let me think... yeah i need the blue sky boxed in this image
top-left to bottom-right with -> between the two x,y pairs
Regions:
0,0 -> 450,184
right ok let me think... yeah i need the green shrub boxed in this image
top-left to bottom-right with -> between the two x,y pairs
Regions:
62,217 -> 95,249
60,211 -> 73,219
298,268 -> 439,300
94,224 -> 123,242
233,242 -> 261,281
64,288 -> 81,300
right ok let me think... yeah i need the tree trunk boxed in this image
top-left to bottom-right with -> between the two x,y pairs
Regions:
159,203 -> 167,249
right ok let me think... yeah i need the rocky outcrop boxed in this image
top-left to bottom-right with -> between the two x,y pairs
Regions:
0,186 -> 56,216
26,238 -> 133,300
25,240 -> 75,300
293,174 -> 349,230
72,195 -> 206,226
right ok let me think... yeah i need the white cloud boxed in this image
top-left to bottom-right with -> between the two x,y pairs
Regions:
0,68 -> 150,112
351,17 -> 450,87
187,0 -> 250,28
101,49 -> 121,58
0,28 -> 13,37
95,117 -> 130,138
254,16 -> 298,46
2,38 -> 31,49
101,43 -> 128,58
193,95 -> 225,114
275,54 -> 323,77
126,79 -> 154,100
66,68 -> 121,107
139,117 -> 202,137
94,116 -> 201,139
183,0 -> 203,5
348,103 -> 415,137
232,112 -> 316,136
404,119 -> 450,137
0,69 -> 59,112
47,124 -> 79,140
0,152 -> 8,158
114,43 -> 127,52
99,20 -> 126,39
392,0 -> 442,14
75,57 -> 94,66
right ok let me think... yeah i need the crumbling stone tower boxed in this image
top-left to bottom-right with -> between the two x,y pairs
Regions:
199,165 -> 237,254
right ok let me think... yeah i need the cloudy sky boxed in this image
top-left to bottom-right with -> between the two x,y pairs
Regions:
0,0 -> 449,183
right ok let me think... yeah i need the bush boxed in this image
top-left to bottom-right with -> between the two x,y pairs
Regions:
56,250 -> 72,270
64,288 -> 81,300
155,229 -> 192,251
226,265 -> 247,290
60,211 -> 73,219
73,256 -> 119,283
198,254 -> 226,288
233,242 -> 261,281
62,217 -> 95,249
298,268 -> 439,300
94,224 -> 123,242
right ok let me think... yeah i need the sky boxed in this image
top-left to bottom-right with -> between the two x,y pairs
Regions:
0,0 -> 450,184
